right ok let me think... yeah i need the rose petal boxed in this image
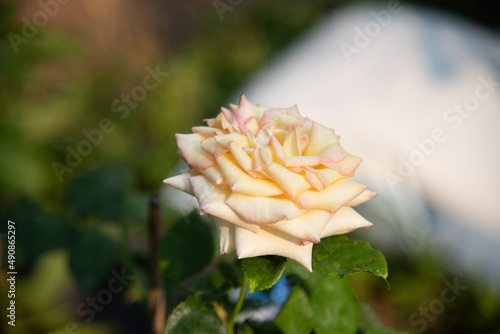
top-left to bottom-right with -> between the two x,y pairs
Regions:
163,169 -> 200,195
322,149 -> 362,176
221,107 -> 238,127
296,178 -> 367,212
283,128 -> 301,157
320,206 -> 373,238
299,133 -> 309,153
216,154 -> 283,196
319,143 -> 345,163
235,226 -> 313,271
347,189 -> 377,207
265,163 -> 311,197
302,121 -> 340,156
176,133 -> 215,169
234,94 -> 266,125
199,165 -> 225,185
253,149 -> 265,173
272,128 -> 288,144
306,166 -> 343,187
189,175 -> 259,232
286,155 -> 322,168
200,137 -> 228,158
260,105 -> 305,132
229,103 -> 238,112
214,132 -> 250,149
203,115 -> 218,127
229,142 -> 256,176
304,169 -> 324,190
192,126 -> 224,137
270,136 -> 288,165
267,210 -> 332,244
256,129 -> 271,147
209,215 -> 236,255
259,146 -> 275,166
226,193 -> 304,225
220,113 -> 236,132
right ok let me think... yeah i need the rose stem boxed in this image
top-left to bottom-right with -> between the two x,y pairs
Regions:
147,194 -> 165,334
227,274 -> 249,334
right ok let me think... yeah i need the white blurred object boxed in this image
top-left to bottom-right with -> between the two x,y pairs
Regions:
236,4 -> 500,286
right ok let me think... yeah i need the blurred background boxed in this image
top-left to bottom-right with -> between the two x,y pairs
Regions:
0,0 -> 499,333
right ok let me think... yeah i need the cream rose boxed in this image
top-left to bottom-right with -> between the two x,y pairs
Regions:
164,95 -> 376,271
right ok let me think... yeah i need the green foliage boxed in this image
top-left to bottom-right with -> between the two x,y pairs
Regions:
159,212 -> 214,283
275,276 -> 359,334
68,229 -> 115,290
277,259 -> 409,334
66,166 -> 146,222
241,255 -> 287,294
311,277 -> 358,334
313,236 -> 388,285
164,296 -> 224,334
201,262 -> 241,302
364,329 -> 411,334
275,287 -> 314,334
0,199 -> 70,269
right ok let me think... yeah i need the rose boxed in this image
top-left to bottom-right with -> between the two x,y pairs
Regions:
164,95 -> 375,271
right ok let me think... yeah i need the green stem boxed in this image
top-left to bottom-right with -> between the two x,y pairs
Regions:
227,275 -> 249,334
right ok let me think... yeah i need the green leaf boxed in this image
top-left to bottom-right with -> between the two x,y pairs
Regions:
164,297 -> 224,334
241,255 -> 287,294
69,229 -> 115,290
275,287 -> 314,334
312,236 -> 388,284
311,277 -> 358,334
159,212 -> 213,283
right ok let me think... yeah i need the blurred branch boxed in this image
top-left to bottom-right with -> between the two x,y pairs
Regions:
148,194 -> 165,334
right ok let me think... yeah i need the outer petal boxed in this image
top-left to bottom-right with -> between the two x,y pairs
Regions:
235,226 -> 313,271
319,143 -> 345,163
296,178 -> 367,212
226,193 -> 304,225
265,163 -> 311,198
192,126 -> 223,137
267,210 -> 332,244
234,94 -> 266,125
306,166 -> 343,187
176,133 -> 215,169
189,175 -> 259,232
347,189 -> 377,207
322,149 -> 362,176
320,206 -> 373,238
209,215 -> 236,255
163,169 -> 200,196
216,154 -> 283,196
